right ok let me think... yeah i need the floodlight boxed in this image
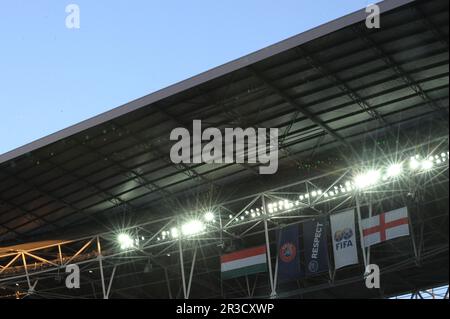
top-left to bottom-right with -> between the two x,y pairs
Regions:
171,227 -> 179,238
204,211 -> 214,222
181,220 -> 205,236
354,170 -> 381,189
421,158 -> 434,170
117,233 -> 134,250
386,163 -> 403,178
409,156 -> 420,170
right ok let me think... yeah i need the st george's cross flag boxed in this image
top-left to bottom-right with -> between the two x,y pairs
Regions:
361,207 -> 410,247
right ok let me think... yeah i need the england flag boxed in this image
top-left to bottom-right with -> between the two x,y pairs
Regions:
361,207 -> 410,247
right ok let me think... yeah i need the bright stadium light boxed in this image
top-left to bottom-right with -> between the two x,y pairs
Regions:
171,227 -> 179,238
410,156 -> 421,170
181,220 -> 205,236
386,163 -> 403,179
204,211 -> 214,222
354,170 -> 381,189
421,158 -> 434,170
117,233 -> 134,250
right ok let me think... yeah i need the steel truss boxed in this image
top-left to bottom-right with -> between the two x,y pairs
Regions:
0,137 -> 448,299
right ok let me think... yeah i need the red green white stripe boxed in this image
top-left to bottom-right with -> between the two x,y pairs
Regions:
221,246 -> 267,280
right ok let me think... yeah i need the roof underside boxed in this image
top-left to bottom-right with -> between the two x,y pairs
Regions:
0,0 -> 448,299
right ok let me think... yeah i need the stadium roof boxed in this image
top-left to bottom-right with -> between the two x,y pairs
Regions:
0,0 -> 448,299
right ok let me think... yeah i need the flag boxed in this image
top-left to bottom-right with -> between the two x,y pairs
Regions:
361,207 -> 410,247
221,246 -> 267,280
277,225 -> 302,282
303,217 -> 329,275
330,210 -> 359,269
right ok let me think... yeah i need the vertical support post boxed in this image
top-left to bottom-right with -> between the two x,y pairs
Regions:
165,268 -> 173,299
97,236 -> 107,299
186,243 -> 197,299
245,276 -> 251,297
355,194 -> 368,269
21,253 -> 32,293
367,202 -> 372,265
178,222 -> 187,299
105,265 -> 117,299
273,235 -> 279,291
408,205 -> 419,264
261,195 -> 276,298
58,244 -> 63,265
219,213 -> 224,247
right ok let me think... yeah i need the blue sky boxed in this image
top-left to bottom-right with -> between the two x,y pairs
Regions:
0,0 -> 369,155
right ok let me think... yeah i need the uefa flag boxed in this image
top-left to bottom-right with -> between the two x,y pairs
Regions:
330,210 -> 359,269
276,225 -> 302,282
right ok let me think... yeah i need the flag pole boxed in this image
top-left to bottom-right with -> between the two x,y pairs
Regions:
355,193 -> 368,270
273,230 -> 280,292
407,204 -> 419,264
261,195 -> 276,298
367,201 -> 372,266
325,217 -> 334,283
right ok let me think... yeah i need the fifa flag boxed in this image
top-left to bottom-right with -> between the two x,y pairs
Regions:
221,246 -> 268,280
361,207 -> 410,247
277,225 -> 302,282
303,217 -> 329,276
330,210 -> 359,269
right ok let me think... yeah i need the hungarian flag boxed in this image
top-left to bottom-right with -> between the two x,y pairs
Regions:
361,207 -> 410,247
221,246 -> 268,280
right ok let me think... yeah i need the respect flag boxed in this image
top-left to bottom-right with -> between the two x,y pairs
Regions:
330,210 -> 359,269
276,225 -> 302,282
303,217 -> 329,276
361,207 -> 410,247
